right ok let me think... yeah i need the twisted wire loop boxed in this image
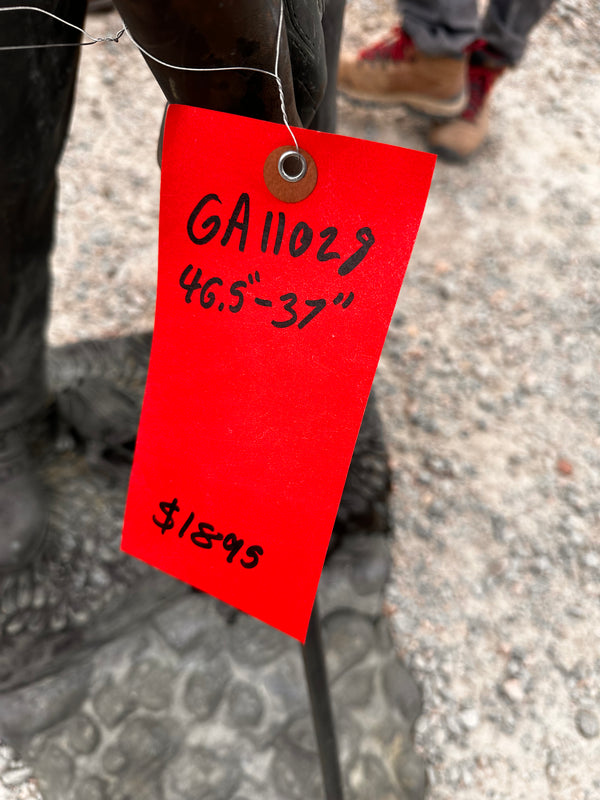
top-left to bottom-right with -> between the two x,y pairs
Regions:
0,2 -> 299,147
0,5 -> 125,48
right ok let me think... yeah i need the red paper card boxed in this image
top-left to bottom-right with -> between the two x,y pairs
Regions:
121,105 -> 435,642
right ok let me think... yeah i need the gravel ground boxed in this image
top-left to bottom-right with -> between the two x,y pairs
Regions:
38,2 -> 600,799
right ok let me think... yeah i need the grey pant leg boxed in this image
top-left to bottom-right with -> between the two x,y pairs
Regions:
399,0 -> 479,57
481,0 -> 555,64
0,0 -> 85,430
397,0 -> 554,63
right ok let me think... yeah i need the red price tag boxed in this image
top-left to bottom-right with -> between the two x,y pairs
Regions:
121,105 -> 435,642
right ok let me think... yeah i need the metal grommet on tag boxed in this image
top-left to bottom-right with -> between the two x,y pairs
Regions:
278,150 -> 307,182
264,146 -> 317,203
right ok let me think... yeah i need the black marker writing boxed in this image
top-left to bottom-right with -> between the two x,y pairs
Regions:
152,499 -> 263,570
186,191 -> 375,272
152,497 -> 180,534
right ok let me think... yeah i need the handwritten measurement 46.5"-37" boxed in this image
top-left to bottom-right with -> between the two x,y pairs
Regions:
178,266 -> 355,330
175,191 -> 377,330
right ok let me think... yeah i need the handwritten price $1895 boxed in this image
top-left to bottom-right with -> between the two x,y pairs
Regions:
153,497 -> 263,570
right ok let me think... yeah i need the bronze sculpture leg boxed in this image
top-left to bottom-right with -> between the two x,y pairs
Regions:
0,0 -> 86,569
0,0 -> 344,569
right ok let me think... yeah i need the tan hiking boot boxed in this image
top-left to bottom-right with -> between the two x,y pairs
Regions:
429,54 -> 505,161
338,27 -> 467,118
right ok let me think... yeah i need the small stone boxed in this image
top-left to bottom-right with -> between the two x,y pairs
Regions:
446,716 -> 463,738
459,708 -> 480,731
423,453 -> 455,477
531,555 -> 552,575
102,68 -> 116,86
501,678 -> 525,704
438,283 -> 452,300
556,458 -> 573,476
546,747 -> 561,780
426,500 -> 446,520
582,551 -> 600,570
434,259 -> 451,274
575,708 -> 599,739
448,765 -> 462,785
413,519 -> 433,541
477,395 -> 496,413
1,766 -> 33,788
410,413 -> 439,433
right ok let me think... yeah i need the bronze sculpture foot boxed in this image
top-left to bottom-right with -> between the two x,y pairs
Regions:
0,426 -> 47,571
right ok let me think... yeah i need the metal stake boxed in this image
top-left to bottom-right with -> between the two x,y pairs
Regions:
301,597 -> 345,800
